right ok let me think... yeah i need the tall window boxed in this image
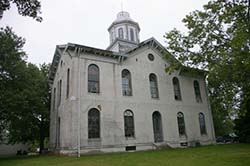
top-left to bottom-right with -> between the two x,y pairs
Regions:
194,80 -> 202,102
152,111 -> 163,142
149,73 -> 159,98
66,68 -> 70,98
124,110 -> 135,137
118,28 -> 124,39
173,77 -> 182,100
56,117 -> 60,148
58,79 -> 62,107
53,88 -> 56,111
130,28 -> 134,41
199,113 -> 207,135
88,64 -> 100,93
88,108 -> 100,139
177,112 -> 186,136
122,69 -> 132,96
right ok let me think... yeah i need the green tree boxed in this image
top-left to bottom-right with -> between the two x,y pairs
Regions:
0,27 -> 50,152
0,0 -> 42,21
0,26 -> 26,142
164,0 -> 250,140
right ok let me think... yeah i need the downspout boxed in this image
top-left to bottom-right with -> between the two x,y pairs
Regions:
77,47 -> 81,157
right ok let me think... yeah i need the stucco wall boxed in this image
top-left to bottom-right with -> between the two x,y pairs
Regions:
50,45 -> 215,153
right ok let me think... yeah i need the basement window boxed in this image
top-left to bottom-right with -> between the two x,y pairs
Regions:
180,142 -> 188,147
125,146 -> 136,151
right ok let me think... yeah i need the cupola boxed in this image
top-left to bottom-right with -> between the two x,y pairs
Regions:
107,11 -> 140,53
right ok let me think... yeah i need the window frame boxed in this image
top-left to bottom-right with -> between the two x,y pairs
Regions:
124,110 -> 135,138
66,68 -> 70,98
173,77 -> 182,101
122,69 -> 132,96
148,53 -> 155,61
118,28 -> 124,39
199,112 -> 207,135
130,28 -> 134,41
53,87 -> 56,111
88,64 -> 100,93
88,108 -> 100,139
177,112 -> 186,136
194,80 -> 202,102
149,73 -> 159,98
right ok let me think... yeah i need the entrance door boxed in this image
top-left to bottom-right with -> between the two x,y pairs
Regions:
152,111 -> 163,142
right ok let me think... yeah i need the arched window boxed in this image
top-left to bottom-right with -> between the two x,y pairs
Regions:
122,69 -> 132,96
173,77 -> 182,100
130,28 -> 134,41
149,73 -> 159,98
194,80 -> 202,102
52,88 -> 56,111
177,112 -> 186,136
57,79 -> 62,107
124,110 -> 135,137
152,111 -> 163,142
199,113 -> 207,135
118,28 -> 124,39
88,64 -> 99,93
88,108 -> 100,139
56,117 -> 60,148
66,68 -> 70,98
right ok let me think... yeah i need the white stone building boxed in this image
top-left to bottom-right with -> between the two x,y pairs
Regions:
49,11 -> 216,154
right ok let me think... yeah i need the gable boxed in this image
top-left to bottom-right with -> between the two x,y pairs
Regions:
125,37 -> 179,65
123,37 -> 206,78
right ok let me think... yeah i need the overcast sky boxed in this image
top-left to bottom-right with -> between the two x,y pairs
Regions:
0,0 -> 209,65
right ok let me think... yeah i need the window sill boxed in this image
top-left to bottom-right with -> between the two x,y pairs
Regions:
88,138 -> 101,142
201,133 -> 207,137
174,99 -> 182,102
88,92 -> 101,95
125,137 -> 136,140
122,95 -> 133,97
179,135 -> 187,139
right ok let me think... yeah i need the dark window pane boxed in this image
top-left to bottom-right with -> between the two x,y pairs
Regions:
173,77 -> 182,100
194,81 -> 202,102
122,69 -> 132,96
118,28 -> 124,39
58,79 -> 62,106
152,111 -> 163,142
53,88 -> 56,111
177,112 -> 186,136
199,113 -> 207,135
148,53 -> 154,61
130,28 -> 134,41
149,74 -> 159,98
66,68 -> 70,98
88,108 -> 100,139
88,64 -> 100,93
124,110 -> 135,137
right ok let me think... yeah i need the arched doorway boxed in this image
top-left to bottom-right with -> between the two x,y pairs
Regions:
152,111 -> 163,142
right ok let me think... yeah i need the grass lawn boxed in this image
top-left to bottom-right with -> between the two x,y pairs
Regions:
0,144 -> 250,166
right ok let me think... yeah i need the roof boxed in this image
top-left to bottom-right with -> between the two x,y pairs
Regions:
48,43 -> 125,83
108,11 -> 140,31
49,38 -> 206,84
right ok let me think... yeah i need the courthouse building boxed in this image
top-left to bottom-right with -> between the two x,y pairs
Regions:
49,11 -> 216,154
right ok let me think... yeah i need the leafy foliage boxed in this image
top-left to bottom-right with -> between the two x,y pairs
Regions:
164,0 -> 250,139
0,0 -> 42,21
0,27 -> 50,151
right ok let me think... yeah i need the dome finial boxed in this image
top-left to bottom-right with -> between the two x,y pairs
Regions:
121,1 -> 124,12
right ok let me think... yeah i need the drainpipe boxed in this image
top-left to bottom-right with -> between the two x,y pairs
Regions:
77,47 -> 81,157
